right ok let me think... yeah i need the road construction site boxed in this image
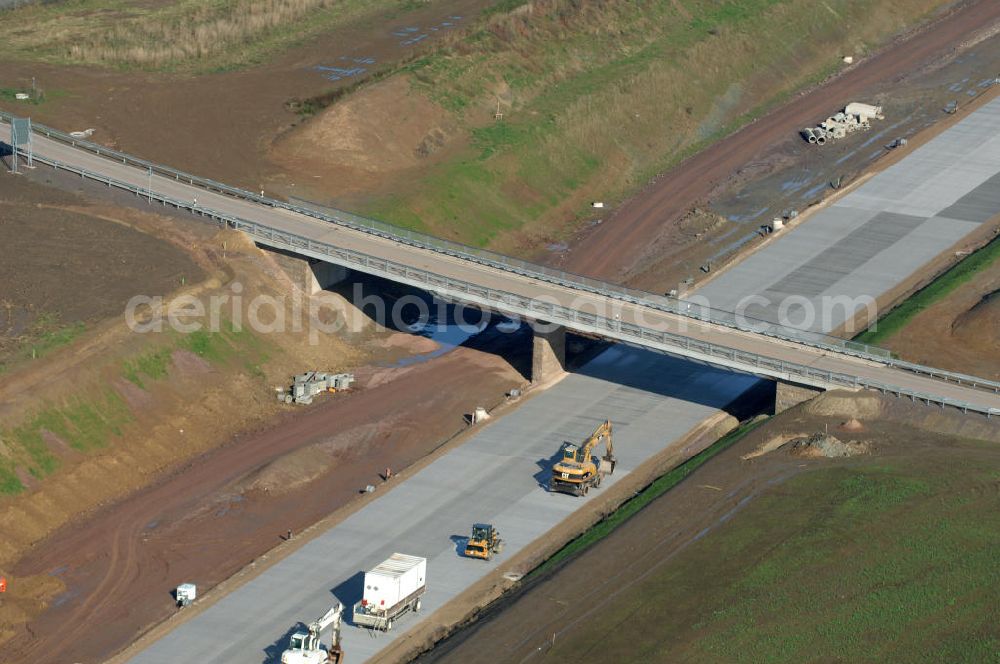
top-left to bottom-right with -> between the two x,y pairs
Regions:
697,93 -> 1000,330
3,3 -> 1000,663
121,67 -> 1000,663
123,347 -> 763,663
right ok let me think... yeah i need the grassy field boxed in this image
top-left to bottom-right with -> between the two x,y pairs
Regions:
544,448 -> 1000,662
353,0 -> 949,249
855,235 -> 1000,345
0,0 -> 426,71
0,321 -> 269,495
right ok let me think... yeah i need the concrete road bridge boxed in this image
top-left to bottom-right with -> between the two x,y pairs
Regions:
2,114 -> 998,416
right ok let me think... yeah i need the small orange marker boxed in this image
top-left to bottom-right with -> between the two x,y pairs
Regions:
0,576 -> 7,593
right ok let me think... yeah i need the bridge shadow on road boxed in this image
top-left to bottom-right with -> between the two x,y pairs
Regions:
574,345 -> 770,414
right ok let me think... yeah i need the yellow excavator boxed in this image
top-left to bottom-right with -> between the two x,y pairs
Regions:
550,419 -> 616,496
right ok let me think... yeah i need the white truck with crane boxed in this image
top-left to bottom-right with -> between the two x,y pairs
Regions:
352,553 -> 426,631
281,603 -> 345,664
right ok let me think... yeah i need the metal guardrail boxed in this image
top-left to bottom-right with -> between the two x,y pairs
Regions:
8,143 -> 997,417
0,112 -> 894,360
3,112 -> 999,408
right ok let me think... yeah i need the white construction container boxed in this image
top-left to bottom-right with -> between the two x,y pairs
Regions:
845,102 -> 884,121
353,553 -> 426,631
176,583 -> 197,607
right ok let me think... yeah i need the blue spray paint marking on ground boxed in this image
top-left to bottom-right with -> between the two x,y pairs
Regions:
393,26 -> 420,36
49,565 -> 68,577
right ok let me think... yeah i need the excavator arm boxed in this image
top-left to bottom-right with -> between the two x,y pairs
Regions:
580,420 -> 613,463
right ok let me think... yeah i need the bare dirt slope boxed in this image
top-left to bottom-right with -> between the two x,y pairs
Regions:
0,0 -> 493,193
0,336 -> 527,664
0,171 -> 201,364
879,254 -> 1000,378
0,170 -> 384,658
422,391 -> 1000,663
558,0 -> 1000,291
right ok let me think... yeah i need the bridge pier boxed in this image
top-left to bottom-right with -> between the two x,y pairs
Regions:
306,260 -> 349,295
267,246 -> 349,294
773,380 -> 823,414
531,323 -> 566,384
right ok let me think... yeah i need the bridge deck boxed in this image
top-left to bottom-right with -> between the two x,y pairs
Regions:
1,122 -> 997,415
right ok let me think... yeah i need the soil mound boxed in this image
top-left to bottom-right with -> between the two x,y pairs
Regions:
236,444 -> 336,496
804,390 -> 882,419
788,432 -> 870,458
840,418 -> 864,432
951,289 -> 999,346
270,77 -> 458,194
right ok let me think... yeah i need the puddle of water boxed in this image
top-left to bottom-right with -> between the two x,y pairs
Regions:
384,308 -> 522,369
313,64 -> 368,81
727,205 -> 769,223
799,182 -> 829,200
401,34 -> 429,46
708,230 -> 760,263
779,173 -> 812,192
52,588 -> 80,608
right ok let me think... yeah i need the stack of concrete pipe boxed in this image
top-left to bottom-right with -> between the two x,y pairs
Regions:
802,102 -> 883,145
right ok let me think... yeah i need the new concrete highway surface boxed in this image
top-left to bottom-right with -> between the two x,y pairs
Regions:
126,349 -> 763,663
0,120 -> 998,413
699,95 -> 1000,330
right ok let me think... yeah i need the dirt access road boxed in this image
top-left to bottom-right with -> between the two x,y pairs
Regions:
561,0 -> 1000,288
1,331 -> 529,664
0,0 -> 493,194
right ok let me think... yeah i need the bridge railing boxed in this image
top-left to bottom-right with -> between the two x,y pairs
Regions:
4,112 -> 1000,401
10,140 -> 998,416
0,112 -> 891,358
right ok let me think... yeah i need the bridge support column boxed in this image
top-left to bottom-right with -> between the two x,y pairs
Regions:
773,380 -> 823,415
307,260 -> 348,295
531,323 -> 566,384
268,246 -> 349,294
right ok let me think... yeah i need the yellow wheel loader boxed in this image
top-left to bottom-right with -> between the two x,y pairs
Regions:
463,523 -> 504,560
550,419 -> 616,496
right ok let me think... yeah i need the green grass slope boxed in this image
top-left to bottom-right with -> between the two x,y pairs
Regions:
546,449 -> 1000,662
